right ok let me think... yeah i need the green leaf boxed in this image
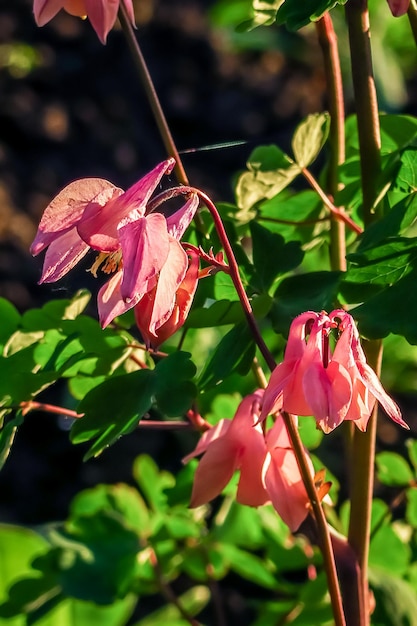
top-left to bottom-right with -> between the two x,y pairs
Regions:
406,488 -> 417,527
214,501 -> 265,549
369,567 -> 417,626
346,237 -> 417,288
70,370 -> 155,459
70,484 -> 150,536
369,524 -> 411,576
291,113 -> 330,168
276,0 -> 346,31
249,221 -> 304,291
0,411 -> 23,471
0,299 -> 20,349
357,193 -> 417,252
221,543 -> 277,589
406,439 -> 417,472
44,511 -> 141,604
236,145 -> 300,211
186,294 -> 272,328
270,271 -> 342,335
132,586 -> 210,626
154,352 -> 197,416
376,452 -> 414,487
132,455 -> 175,512
351,268 -> 417,343
298,416 -> 323,450
199,323 -> 256,389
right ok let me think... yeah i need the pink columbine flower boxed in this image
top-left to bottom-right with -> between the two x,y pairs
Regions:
386,0 -> 409,16
261,310 -> 408,434
183,390 -> 269,508
183,390 -> 313,532
33,0 -> 135,44
31,158 -> 199,328
134,248 -> 200,349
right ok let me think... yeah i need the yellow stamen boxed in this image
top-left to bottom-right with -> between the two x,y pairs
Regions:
87,251 -> 123,278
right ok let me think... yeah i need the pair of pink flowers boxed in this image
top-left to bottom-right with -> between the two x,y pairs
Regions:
261,310 -> 408,433
184,390 -> 314,533
33,0 -> 135,43
31,158 -> 200,347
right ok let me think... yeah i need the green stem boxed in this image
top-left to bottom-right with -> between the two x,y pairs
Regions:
316,13 -> 346,271
345,2 -> 382,624
118,1 -> 188,186
408,0 -> 417,47
345,0 -> 381,222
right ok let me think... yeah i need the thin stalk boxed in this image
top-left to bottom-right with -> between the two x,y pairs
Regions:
316,13 -> 346,271
281,413 -> 346,626
118,1 -> 188,186
302,168 -> 362,234
408,0 -> 417,47
345,2 -> 382,624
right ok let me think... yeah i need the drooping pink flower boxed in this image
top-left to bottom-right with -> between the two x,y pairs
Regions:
183,390 -> 269,508
31,158 -> 199,328
134,249 -> 200,349
261,310 -> 408,433
33,0 -> 135,44
386,0 -> 409,17
183,390 -> 314,532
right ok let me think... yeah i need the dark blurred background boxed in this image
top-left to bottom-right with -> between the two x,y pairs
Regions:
0,0 -> 416,532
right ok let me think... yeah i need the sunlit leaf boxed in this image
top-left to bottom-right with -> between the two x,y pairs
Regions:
291,113 -> 330,168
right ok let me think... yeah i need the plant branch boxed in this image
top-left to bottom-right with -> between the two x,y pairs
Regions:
316,12 -> 347,271
19,401 -> 83,419
408,0 -> 417,47
302,168 -> 362,234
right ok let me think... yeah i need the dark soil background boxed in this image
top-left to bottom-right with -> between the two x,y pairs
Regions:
0,1 -> 417,622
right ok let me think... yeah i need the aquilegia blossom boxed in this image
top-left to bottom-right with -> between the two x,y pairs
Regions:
134,248 -> 200,349
31,158 -> 199,330
33,0 -> 135,43
261,310 -> 408,433
183,390 -> 313,532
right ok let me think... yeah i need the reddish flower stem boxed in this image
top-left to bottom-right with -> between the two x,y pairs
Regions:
316,12 -> 347,271
19,401 -> 83,418
301,168 -> 362,235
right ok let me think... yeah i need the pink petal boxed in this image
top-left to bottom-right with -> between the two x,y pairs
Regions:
357,361 -> 409,429
85,0 -> 118,43
303,360 -> 352,433
189,438 -> 240,508
237,440 -> 268,507
118,213 -> 170,303
33,0 -> 64,25
263,448 -> 310,532
149,240 -> 188,334
97,271 -> 144,328
285,311 -> 319,361
386,0 -> 409,16
265,414 -> 293,449
77,159 -> 175,251
31,178 -> 119,255
182,419 -> 231,464
165,193 -> 199,240
260,361 -> 294,420
38,228 -> 90,283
